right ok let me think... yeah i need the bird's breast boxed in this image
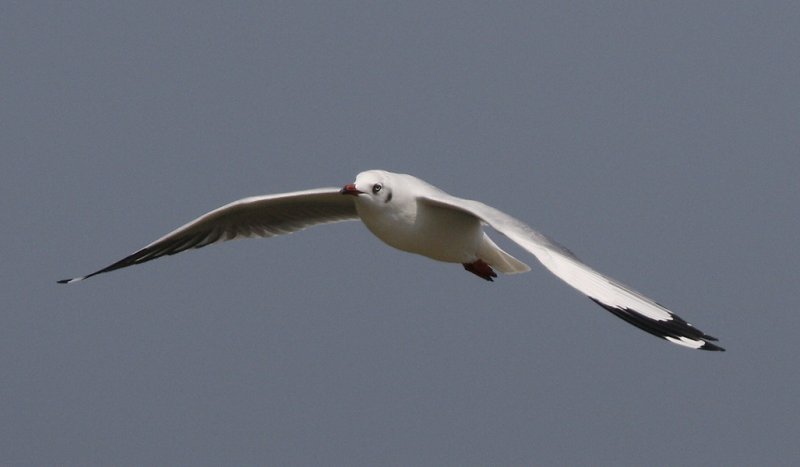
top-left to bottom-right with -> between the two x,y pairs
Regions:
356,200 -> 483,263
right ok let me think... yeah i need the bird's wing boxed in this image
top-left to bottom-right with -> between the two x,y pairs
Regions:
59,188 -> 359,283
417,193 -> 724,351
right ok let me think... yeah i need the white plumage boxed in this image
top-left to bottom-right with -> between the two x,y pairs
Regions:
59,170 -> 724,351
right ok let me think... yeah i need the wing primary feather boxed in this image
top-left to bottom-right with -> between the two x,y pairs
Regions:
58,188 -> 358,283
415,192 -> 724,351
589,298 -> 724,351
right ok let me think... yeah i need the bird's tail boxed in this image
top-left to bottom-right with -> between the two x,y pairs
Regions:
479,233 -> 530,274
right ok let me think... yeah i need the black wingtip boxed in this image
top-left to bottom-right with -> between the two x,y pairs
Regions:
588,297 -> 724,351
699,341 -> 726,352
57,275 -> 87,284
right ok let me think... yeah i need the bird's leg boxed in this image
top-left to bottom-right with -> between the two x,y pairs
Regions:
462,259 -> 497,282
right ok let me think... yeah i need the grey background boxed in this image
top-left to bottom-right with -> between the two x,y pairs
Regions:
3,2 -> 799,465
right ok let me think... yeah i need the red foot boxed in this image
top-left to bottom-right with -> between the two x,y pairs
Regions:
463,259 -> 497,282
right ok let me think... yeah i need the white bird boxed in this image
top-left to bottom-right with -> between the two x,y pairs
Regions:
59,170 -> 724,351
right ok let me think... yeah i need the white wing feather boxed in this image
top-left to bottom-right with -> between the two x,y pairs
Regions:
418,193 -> 723,351
59,188 -> 358,283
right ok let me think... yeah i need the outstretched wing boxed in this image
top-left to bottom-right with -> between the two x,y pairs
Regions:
59,188 -> 358,283
418,194 -> 724,351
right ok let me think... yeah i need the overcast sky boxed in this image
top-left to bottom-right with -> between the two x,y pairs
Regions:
3,2 -> 799,465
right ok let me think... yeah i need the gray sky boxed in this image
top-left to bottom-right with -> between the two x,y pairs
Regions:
3,1 -> 799,465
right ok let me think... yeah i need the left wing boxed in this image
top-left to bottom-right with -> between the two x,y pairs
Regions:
418,194 -> 724,351
58,188 -> 358,283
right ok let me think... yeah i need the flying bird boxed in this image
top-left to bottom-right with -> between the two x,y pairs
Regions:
59,170 -> 724,351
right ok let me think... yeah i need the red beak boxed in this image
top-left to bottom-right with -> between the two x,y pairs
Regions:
340,184 -> 363,196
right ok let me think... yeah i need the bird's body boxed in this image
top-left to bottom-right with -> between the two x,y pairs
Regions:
362,196 -> 484,263
351,171 -> 527,276
59,170 -> 724,351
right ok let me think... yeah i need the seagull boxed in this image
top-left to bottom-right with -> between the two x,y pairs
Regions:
59,170 -> 724,351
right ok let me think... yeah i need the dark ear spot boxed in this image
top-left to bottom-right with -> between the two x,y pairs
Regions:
385,190 -> 393,203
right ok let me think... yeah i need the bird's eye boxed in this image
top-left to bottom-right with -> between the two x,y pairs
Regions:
372,183 -> 382,194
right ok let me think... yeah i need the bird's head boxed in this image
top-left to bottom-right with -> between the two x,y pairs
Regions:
341,170 -> 395,205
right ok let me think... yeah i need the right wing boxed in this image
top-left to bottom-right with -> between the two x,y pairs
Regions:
418,193 -> 724,351
58,188 -> 358,283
